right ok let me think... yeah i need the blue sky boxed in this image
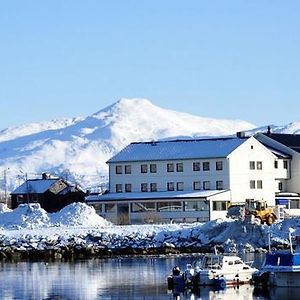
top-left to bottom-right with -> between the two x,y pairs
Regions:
0,1 -> 299,129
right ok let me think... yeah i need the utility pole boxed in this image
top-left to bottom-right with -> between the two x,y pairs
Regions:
3,169 -> 7,206
25,172 -> 29,204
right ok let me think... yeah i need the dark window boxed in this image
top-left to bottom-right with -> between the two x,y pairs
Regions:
213,201 -> 227,211
203,162 -> 210,171
125,184 -> 132,192
216,180 -> 223,190
150,183 -> 157,192
177,182 -> 184,191
257,180 -> 263,189
167,182 -> 174,191
141,164 -> 148,173
250,180 -> 256,189
278,182 -> 283,191
193,162 -> 200,171
125,165 -> 131,174
284,160 -> 288,169
203,181 -> 210,190
116,184 -> 122,193
176,163 -> 183,172
116,165 -> 122,174
193,181 -> 201,190
141,183 -> 148,192
274,161 -> 278,169
216,161 -> 223,171
257,161 -> 262,170
150,164 -> 157,173
167,163 -> 174,172
249,161 -> 255,170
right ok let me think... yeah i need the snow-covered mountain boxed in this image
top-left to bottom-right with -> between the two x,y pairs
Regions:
0,98 -> 298,193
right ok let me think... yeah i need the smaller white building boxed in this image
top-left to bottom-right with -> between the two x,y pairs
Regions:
87,134 -> 292,224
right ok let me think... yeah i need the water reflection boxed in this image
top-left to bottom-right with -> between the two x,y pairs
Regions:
0,255 -> 297,299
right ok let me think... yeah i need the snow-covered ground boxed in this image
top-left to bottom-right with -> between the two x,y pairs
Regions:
0,202 -> 299,257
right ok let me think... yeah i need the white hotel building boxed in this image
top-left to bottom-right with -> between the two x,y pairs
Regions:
86,132 -> 300,224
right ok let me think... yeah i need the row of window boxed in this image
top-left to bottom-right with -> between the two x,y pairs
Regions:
115,161 -> 224,174
249,160 -> 288,170
115,180 -> 224,193
95,200 -> 228,213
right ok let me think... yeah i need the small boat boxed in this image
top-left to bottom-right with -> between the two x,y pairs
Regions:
252,251 -> 300,287
252,229 -> 300,287
167,253 -> 257,290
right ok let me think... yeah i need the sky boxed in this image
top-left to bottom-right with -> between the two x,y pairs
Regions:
0,1 -> 299,129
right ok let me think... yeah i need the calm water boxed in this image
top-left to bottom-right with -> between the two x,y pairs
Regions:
0,254 -> 299,300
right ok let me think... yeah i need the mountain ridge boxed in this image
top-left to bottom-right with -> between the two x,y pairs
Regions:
0,98 -> 298,193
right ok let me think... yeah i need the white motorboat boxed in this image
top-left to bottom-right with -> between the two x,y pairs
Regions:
168,253 -> 257,289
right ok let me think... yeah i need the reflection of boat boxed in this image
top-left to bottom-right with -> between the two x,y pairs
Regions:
252,251 -> 300,287
167,253 -> 257,290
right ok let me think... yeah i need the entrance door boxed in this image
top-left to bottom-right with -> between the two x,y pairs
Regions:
117,204 -> 130,225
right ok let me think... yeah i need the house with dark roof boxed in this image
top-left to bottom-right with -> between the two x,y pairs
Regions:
87,134 -> 291,224
11,173 -> 85,212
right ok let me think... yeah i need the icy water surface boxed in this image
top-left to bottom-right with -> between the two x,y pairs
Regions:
0,254 -> 298,299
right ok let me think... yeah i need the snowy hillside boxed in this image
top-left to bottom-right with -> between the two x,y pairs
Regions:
0,97 -> 297,193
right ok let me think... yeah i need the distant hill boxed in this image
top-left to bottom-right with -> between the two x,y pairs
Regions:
0,98 -> 298,193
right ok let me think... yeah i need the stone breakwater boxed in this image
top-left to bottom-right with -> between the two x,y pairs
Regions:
0,218 -> 294,261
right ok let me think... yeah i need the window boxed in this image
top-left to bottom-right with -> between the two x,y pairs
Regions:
278,182 -> 283,191
274,161 -> 278,169
193,162 -> 200,171
125,165 -> 131,174
141,164 -> 148,173
116,184 -> 122,193
284,160 -> 288,169
105,203 -> 116,213
257,180 -> 263,189
249,161 -> 255,170
116,165 -> 122,174
203,181 -> 210,190
167,182 -> 175,191
176,163 -> 183,172
216,180 -> 223,190
131,202 -> 155,212
141,183 -> 148,192
150,183 -> 157,192
193,181 -> 201,190
150,164 -> 157,173
257,161 -> 262,170
250,180 -> 256,189
203,162 -> 210,171
177,182 -> 184,191
213,201 -> 227,211
216,161 -> 223,171
125,184 -> 132,192
167,163 -> 174,172
184,200 -> 209,211
157,201 -> 182,211
290,200 -> 300,209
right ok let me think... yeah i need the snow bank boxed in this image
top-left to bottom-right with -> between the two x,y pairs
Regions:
51,202 -> 111,227
0,203 -> 110,229
0,203 -> 12,213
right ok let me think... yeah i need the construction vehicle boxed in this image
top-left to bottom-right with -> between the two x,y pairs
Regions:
227,199 -> 277,226
244,199 -> 277,225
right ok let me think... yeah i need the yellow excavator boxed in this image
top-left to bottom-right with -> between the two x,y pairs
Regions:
244,199 -> 277,226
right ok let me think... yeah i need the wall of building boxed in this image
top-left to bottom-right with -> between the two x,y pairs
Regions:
228,137 -> 277,206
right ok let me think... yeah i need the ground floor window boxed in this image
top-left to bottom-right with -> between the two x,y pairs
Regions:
184,200 -> 209,211
105,203 -> 117,213
212,201 -> 228,211
290,199 -> 300,209
157,201 -> 182,211
93,203 -> 102,214
131,202 -> 156,212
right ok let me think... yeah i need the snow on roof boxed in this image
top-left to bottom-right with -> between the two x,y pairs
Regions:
86,190 -> 229,202
107,137 -> 248,163
11,178 -> 59,195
